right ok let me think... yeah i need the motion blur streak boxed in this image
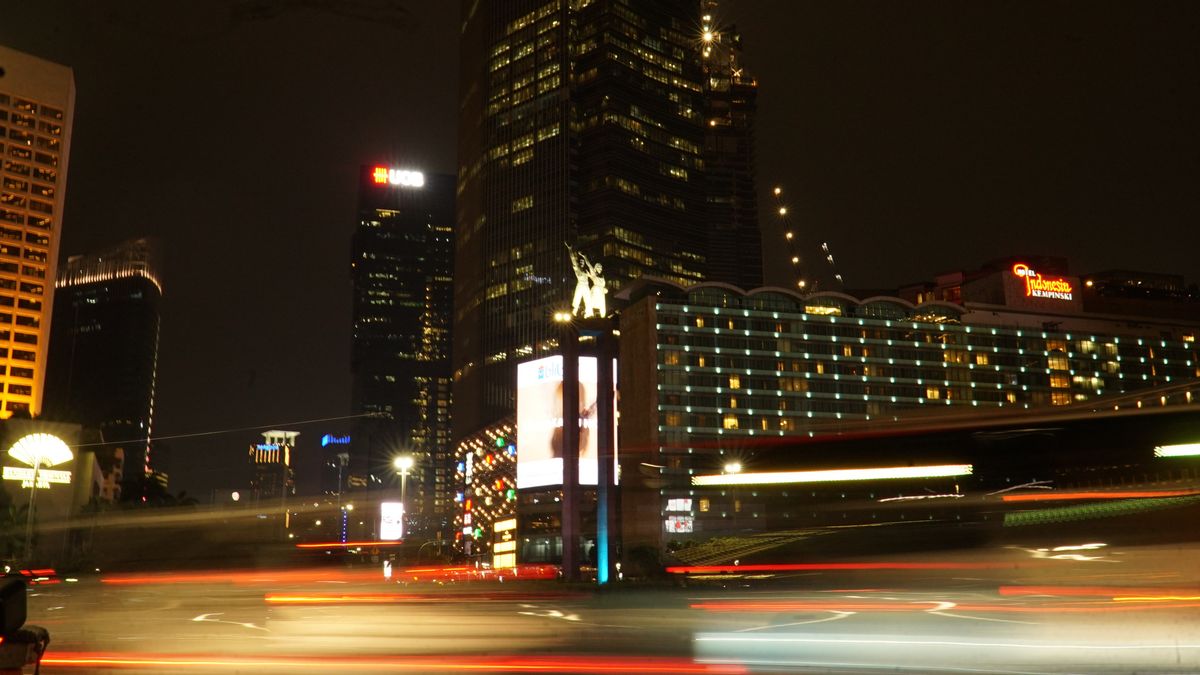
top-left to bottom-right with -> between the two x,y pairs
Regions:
41,653 -> 748,673
294,540 -> 405,548
666,561 -> 1026,574
101,564 -> 558,585
264,593 -> 425,604
1000,585 -> 1200,597
1001,489 -> 1200,502
100,568 -> 383,585
1115,595 -> 1200,602
695,635 -> 1200,651
265,591 -> 583,604
692,601 -> 1200,613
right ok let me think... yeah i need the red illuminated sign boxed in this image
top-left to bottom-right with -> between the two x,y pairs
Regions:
1012,263 -> 1074,301
371,166 -> 424,187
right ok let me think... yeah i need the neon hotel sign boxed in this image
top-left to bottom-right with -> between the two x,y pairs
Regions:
371,166 -> 424,187
1012,263 -> 1074,301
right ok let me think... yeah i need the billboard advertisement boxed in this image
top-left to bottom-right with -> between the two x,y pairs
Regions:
516,355 -> 617,489
379,501 -> 404,540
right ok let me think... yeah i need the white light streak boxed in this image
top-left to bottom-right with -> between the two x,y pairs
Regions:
692,464 -> 973,486
1154,443 -> 1200,458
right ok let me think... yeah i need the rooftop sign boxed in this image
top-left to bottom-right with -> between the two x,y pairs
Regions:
1012,263 -> 1074,301
371,167 -> 425,188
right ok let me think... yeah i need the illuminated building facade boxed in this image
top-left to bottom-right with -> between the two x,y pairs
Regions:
248,430 -> 297,504
454,0 -> 762,445
0,45 -> 75,418
43,238 -> 161,479
618,263 -> 1200,545
452,419 -> 517,560
351,166 -> 454,536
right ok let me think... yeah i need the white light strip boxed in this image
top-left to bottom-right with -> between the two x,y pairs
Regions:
1154,443 -> 1200,458
692,464 -> 973,486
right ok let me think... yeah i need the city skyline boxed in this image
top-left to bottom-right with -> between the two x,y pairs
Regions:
1,1 -> 1197,497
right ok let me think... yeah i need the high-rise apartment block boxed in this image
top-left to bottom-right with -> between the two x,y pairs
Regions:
44,237 -> 162,480
0,45 -> 75,418
351,166 -> 454,535
454,0 -> 761,441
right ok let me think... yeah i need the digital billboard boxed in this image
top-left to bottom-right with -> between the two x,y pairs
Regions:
379,501 -> 404,540
516,355 -> 617,489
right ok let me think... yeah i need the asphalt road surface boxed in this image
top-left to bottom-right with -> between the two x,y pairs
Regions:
22,540 -> 1200,674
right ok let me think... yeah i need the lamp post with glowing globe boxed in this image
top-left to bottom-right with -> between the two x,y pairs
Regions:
392,455 -> 414,532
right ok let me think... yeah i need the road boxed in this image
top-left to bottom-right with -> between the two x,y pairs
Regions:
21,540 -> 1200,674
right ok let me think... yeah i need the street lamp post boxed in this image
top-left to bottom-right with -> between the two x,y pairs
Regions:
724,461 -> 742,532
393,455 -> 414,532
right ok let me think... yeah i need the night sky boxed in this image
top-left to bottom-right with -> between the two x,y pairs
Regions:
1,1 -> 1196,498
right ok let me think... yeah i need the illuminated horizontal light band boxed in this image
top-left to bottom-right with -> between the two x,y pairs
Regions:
1154,443 -> 1200,458
294,540 -> 404,549
667,561 -> 1026,575
56,267 -> 162,295
692,464 -> 972,487
1002,489 -> 1200,502
40,653 -> 746,673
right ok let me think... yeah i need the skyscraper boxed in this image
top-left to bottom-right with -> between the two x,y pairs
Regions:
453,0 -> 761,440
351,166 -> 454,536
0,45 -> 75,418
43,237 -> 162,479
700,2 -> 762,289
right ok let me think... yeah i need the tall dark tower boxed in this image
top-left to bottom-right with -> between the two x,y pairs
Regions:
43,237 -> 162,484
700,0 -> 762,288
454,0 -> 760,442
351,166 -> 454,536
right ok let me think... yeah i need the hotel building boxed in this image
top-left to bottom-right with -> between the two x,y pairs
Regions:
616,257 -> 1200,547
0,45 -> 74,418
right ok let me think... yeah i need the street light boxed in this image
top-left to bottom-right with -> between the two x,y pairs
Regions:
723,461 -> 743,532
393,455 -> 414,529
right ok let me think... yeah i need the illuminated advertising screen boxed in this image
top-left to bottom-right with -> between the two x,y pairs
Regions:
379,501 -> 404,540
516,355 -> 617,489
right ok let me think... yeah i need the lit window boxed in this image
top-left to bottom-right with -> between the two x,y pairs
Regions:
926,386 -> 941,400
722,414 -> 738,430
728,374 -> 740,389
511,196 -> 533,213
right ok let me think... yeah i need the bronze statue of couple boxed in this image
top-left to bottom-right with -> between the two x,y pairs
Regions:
568,245 -> 607,318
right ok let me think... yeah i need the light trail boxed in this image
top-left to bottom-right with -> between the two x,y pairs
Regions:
294,540 -> 404,549
40,652 -> 748,673
691,600 -> 1200,613
1000,585 -> 1200,598
666,561 -> 1029,575
266,590 -> 582,605
1002,489 -> 1200,502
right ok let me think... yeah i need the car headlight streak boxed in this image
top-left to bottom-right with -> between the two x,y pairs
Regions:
691,464 -> 973,486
